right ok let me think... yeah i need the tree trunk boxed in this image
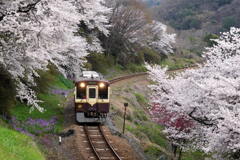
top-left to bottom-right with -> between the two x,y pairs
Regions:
178,148 -> 182,160
171,143 -> 178,160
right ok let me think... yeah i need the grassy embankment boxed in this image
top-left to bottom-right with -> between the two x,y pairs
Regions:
0,120 -> 45,160
0,69 -> 74,160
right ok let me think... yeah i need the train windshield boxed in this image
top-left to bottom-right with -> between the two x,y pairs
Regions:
77,87 -> 86,99
99,87 -> 108,99
89,88 -> 96,98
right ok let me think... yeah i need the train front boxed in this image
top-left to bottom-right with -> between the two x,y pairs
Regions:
74,78 -> 110,123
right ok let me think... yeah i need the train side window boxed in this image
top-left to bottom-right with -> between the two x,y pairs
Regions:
89,88 -> 96,98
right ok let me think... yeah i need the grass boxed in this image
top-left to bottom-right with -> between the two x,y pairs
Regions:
136,123 -> 167,147
182,151 -> 207,160
0,126 -> 45,160
10,93 -> 65,134
134,93 -> 148,106
54,74 -> 74,89
144,145 -> 164,160
12,93 -> 64,121
133,110 -> 148,121
161,56 -> 197,70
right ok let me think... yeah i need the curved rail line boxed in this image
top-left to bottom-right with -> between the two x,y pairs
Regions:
83,125 -> 122,160
109,72 -> 147,84
109,65 -> 198,84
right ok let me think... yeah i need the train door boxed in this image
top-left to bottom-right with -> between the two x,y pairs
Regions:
87,86 -> 98,106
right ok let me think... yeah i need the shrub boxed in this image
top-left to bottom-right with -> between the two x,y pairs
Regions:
203,33 -> 219,47
139,47 -> 162,64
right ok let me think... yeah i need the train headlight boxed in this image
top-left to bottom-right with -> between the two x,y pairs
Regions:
77,104 -> 83,109
99,83 -> 105,88
79,82 -> 86,88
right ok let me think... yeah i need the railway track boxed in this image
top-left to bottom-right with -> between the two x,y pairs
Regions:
109,65 -> 198,84
109,72 -> 147,84
82,125 -> 122,160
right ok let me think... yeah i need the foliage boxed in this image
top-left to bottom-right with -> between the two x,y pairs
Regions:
34,67 -> 74,93
86,53 -> 115,74
0,126 -> 45,160
203,34 -> 219,47
147,27 -> 240,159
56,74 -> 74,89
139,47 -> 162,64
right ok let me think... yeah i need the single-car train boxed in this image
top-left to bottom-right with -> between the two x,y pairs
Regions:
74,71 -> 110,123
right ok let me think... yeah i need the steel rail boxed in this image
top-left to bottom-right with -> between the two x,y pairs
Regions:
83,125 -> 102,160
109,72 -> 147,84
99,125 -> 122,160
84,125 -> 122,160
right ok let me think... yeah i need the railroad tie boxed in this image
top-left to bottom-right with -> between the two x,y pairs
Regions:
100,157 -> 115,160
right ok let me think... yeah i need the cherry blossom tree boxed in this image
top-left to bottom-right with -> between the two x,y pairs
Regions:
147,27 -> 240,159
0,0 -> 111,111
131,20 -> 176,55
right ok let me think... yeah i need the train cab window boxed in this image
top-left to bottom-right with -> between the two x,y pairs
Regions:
89,88 -> 96,98
99,87 -> 108,99
77,88 -> 86,99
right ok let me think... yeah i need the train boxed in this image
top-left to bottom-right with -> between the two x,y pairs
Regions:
74,71 -> 110,123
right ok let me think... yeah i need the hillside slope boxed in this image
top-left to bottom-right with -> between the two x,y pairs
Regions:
109,74 -> 206,160
0,124 -> 45,160
152,0 -> 240,56
155,0 -> 240,32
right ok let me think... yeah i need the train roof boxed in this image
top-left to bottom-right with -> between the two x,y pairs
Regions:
75,71 -> 108,82
82,71 -> 99,78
